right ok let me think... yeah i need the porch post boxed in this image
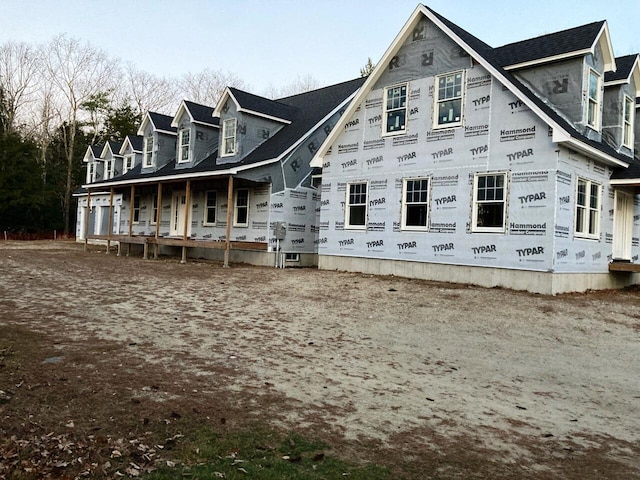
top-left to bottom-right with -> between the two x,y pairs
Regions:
154,182 -> 163,259
224,175 -> 233,268
83,189 -> 91,252
181,180 -> 191,264
127,185 -> 135,256
106,187 -> 114,254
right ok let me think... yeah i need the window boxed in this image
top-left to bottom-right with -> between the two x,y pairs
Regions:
105,159 -> 114,179
575,178 -> 600,238
204,191 -> 217,225
402,178 -> 430,230
234,188 -> 249,226
179,128 -> 190,163
123,154 -> 134,174
150,194 -> 158,225
383,84 -> 408,135
222,118 -> 237,156
587,69 -> 600,129
345,182 -> 368,229
143,136 -> 153,167
435,71 -> 464,128
623,96 -> 634,148
87,162 -> 95,183
472,173 -> 507,232
133,195 -> 141,224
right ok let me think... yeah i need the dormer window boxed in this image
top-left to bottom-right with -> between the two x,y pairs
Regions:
435,71 -> 464,128
143,136 -> 153,167
587,69 -> 600,129
222,118 -> 237,157
123,154 -> 134,174
383,84 -> 408,135
179,128 -> 190,163
623,95 -> 634,148
105,159 -> 114,179
87,162 -> 95,183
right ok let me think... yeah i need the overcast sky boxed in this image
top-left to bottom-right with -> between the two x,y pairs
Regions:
2,0 -> 639,95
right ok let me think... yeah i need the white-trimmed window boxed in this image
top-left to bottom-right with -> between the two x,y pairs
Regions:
87,162 -> 95,183
143,136 -> 153,167
105,159 -> 114,179
587,69 -> 601,129
472,172 -> 507,233
234,188 -> 249,226
401,178 -> 430,230
150,194 -> 158,225
123,154 -> 134,174
575,177 -> 600,238
623,95 -> 634,148
179,128 -> 190,163
204,191 -> 217,225
133,195 -> 141,224
222,118 -> 237,156
435,71 -> 465,128
383,84 -> 408,135
345,182 -> 368,229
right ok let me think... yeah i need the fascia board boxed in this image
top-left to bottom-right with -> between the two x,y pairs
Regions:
503,50 -> 592,71
237,107 -> 292,125
610,178 -> 640,186
137,114 -> 152,136
560,137 -> 629,168
85,168 -> 239,189
156,129 -> 178,136
192,120 -> 220,128
83,146 -> 95,163
212,88 -> 236,117
596,22 -> 616,72
312,4 -> 426,166
170,101 -> 192,128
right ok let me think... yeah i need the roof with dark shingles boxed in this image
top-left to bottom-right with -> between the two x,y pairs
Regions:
183,100 -> 218,126
90,145 -> 102,157
106,140 -> 123,156
126,135 -> 144,152
228,87 -> 299,122
149,111 -> 177,133
492,21 -> 606,67
605,55 -> 638,82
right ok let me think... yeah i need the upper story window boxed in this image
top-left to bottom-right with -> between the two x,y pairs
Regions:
435,71 -> 464,128
345,182 -> 368,229
105,159 -> 114,179
472,172 -> 507,233
143,136 -> 153,168
123,154 -> 134,174
587,69 -> 601,129
222,118 -> 237,157
179,128 -> 190,163
234,188 -> 249,226
204,191 -> 217,225
87,162 -> 95,183
623,96 -> 634,148
383,84 -> 408,135
575,177 -> 600,238
401,178 -> 430,230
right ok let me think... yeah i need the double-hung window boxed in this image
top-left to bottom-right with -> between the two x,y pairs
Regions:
204,191 -> 217,225
133,195 -> 141,224
383,84 -> 408,135
222,118 -> 237,156
143,136 -> 153,167
179,128 -> 190,163
123,154 -> 134,174
435,71 -> 464,128
150,194 -> 158,225
234,188 -> 249,226
472,173 -> 507,232
575,178 -> 600,238
345,182 -> 368,229
105,160 -> 113,179
87,162 -> 95,183
402,178 -> 430,230
623,96 -> 634,148
587,69 -> 600,129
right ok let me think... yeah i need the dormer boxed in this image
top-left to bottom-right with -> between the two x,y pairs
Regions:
83,145 -> 103,183
136,111 -> 177,171
603,55 -> 640,157
100,140 -> 123,180
170,100 -> 219,168
494,21 -> 616,140
212,87 -> 298,165
119,135 -> 143,174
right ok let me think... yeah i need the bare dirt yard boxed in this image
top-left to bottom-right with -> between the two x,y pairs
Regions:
1,240 -> 639,479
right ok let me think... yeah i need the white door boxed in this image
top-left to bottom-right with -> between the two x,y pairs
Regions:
170,191 -> 190,237
612,190 -> 633,260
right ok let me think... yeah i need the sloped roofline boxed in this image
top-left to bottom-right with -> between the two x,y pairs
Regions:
100,141 -> 123,159
311,5 -> 628,169
170,99 -> 219,128
119,135 -> 142,155
137,111 -> 178,136
212,87 -> 293,125
83,145 -> 101,163
604,55 -> 640,97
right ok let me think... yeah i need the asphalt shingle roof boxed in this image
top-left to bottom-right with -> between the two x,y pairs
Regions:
183,100 -> 218,126
228,87 -> 299,122
149,111 -> 177,134
605,54 -> 638,82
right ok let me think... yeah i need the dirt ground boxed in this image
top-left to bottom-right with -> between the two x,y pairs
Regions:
1,240 -> 639,479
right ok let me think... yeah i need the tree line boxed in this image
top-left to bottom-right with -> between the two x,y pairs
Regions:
0,35 -> 324,237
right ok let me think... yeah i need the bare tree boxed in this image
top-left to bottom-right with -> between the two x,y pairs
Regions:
179,68 -> 247,107
124,63 -> 179,116
42,34 -> 118,234
0,41 -> 41,132
263,74 -> 320,99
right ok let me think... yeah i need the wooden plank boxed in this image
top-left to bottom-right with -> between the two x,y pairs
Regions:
224,175 -> 233,267
609,262 -> 640,272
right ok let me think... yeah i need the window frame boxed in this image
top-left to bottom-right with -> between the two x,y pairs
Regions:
133,195 -> 141,224
87,162 -> 95,183
574,177 -> 601,239
178,128 -> 190,163
150,194 -> 158,226
345,181 -> 368,230
204,190 -> 218,226
434,70 -> 465,129
586,68 -> 601,130
123,154 -> 134,174
233,188 -> 249,227
382,83 -> 408,136
623,95 -> 634,148
471,172 -> 508,233
401,177 -> 430,231
143,135 -> 153,168
222,118 -> 237,157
